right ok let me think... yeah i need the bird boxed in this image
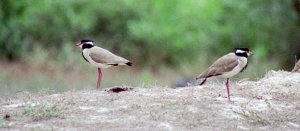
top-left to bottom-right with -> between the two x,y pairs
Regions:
196,48 -> 253,101
76,39 -> 132,89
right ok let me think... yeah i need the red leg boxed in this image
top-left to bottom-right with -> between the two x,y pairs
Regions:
97,68 -> 102,89
226,78 -> 231,101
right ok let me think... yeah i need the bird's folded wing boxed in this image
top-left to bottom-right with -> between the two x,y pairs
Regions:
89,47 -> 129,64
197,53 -> 239,78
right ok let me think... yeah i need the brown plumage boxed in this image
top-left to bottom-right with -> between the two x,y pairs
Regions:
197,53 -> 241,79
77,39 -> 132,89
89,46 -> 131,66
196,48 -> 253,101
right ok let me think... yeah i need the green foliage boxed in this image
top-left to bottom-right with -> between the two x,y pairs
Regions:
0,0 -> 27,60
209,0 -> 298,57
0,0 -> 299,67
128,0 -> 205,66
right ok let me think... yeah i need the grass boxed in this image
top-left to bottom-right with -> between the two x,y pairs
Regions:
23,103 -> 63,121
20,92 -> 64,121
0,44 -> 282,97
0,59 -> 279,97
0,91 -> 64,123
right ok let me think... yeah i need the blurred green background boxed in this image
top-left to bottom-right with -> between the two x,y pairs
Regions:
0,0 -> 299,96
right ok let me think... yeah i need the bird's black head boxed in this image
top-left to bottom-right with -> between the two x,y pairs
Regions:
76,39 -> 94,49
80,39 -> 94,43
234,48 -> 253,57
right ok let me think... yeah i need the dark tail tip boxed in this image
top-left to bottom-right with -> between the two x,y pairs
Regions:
196,78 -> 207,86
126,62 -> 133,66
200,79 -> 206,85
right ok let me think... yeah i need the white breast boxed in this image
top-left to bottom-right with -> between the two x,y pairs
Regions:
219,57 -> 247,78
82,49 -> 112,68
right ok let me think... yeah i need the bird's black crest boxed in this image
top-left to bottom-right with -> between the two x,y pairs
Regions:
81,39 -> 94,43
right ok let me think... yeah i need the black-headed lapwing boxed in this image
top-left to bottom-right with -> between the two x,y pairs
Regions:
76,40 -> 132,89
196,48 -> 253,101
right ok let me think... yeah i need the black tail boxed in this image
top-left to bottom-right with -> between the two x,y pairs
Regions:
126,62 -> 133,66
196,78 -> 207,86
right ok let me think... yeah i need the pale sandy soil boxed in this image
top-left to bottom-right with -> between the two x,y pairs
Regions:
0,70 -> 300,130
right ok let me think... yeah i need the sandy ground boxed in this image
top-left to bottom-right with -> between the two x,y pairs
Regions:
0,70 -> 300,130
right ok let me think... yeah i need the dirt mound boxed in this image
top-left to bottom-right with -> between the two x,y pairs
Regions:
1,71 -> 300,130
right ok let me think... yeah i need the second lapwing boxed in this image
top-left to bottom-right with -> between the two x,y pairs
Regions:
196,48 -> 253,101
76,39 -> 132,89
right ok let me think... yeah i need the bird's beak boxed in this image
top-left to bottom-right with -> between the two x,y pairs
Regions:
75,41 -> 81,48
248,51 -> 253,56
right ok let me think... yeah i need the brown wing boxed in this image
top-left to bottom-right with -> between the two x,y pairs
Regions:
197,53 -> 239,79
89,47 -> 129,64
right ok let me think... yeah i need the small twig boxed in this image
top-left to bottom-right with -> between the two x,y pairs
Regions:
292,55 -> 300,72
